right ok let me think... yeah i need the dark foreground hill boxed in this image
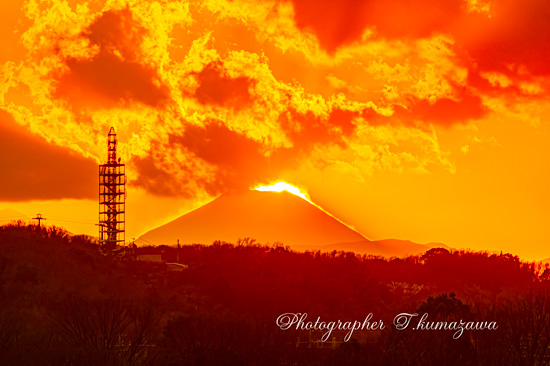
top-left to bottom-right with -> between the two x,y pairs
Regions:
2,223 -> 550,366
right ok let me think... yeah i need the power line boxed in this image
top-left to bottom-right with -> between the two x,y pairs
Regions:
135,237 -> 155,246
1,215 -> 97,225
47,216 -> 98,225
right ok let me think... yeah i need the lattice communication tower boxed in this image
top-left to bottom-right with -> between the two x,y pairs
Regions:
99,127 -> 126,251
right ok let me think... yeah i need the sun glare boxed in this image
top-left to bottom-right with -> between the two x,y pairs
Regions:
254,182 -> 312,203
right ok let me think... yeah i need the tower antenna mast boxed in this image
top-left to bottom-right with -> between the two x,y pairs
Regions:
99,127 -> 126,252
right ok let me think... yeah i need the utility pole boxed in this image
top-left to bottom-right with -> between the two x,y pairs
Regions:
33,213 -> 46,228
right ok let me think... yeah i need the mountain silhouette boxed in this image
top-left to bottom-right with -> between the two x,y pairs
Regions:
139,189 -> 449,257
294,238 -> 450,258
0,208 -> 29,223
139,189 -> 366,247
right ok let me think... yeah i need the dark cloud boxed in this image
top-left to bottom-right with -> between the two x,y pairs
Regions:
174,123 -> 264,171
456,0 -> 550,77
279,107 -> 357,151
55,52 -> 169,109
289,0 -> 550,91
289,0 -> 370,52
85,7 -> 145,62
0,109 -> 97,201
131,153 -> 188,197
410,93 -> 488,126
174,122 -> 271,193
194,62 -> 255,109
328,109 -> 357,136
288,0 -> 462,51
131,121 -> 296,197
360,94 -> 487,128
54,8 -> 169,109
130,103 -> 365,198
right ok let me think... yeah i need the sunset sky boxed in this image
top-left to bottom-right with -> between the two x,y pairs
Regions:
1,0 -> 549,260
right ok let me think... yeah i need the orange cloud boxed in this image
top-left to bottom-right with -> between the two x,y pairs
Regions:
0,109 -> 96,201
54,8 -> 170,109
4,0 -> 545,204
457,0 -> 550,77
193,62 -> 255,109
279,107 -> 357,151
132,153 -> 188,198
131,121 -> 294,196
287,0 -> 549,76
288,0 -> 463,51
410,92 -> 488,126
55,52 -> 170,109
285,0 -> 550,101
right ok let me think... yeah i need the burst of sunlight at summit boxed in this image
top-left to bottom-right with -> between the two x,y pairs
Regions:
254,182 -> 312,203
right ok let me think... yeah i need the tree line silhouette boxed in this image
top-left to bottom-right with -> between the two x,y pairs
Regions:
1,222 -> 549,365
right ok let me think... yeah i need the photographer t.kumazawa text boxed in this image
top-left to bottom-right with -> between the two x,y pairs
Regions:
276,312 -> 498,342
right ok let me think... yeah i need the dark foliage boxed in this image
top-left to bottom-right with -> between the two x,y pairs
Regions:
1,223 -> 549,365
